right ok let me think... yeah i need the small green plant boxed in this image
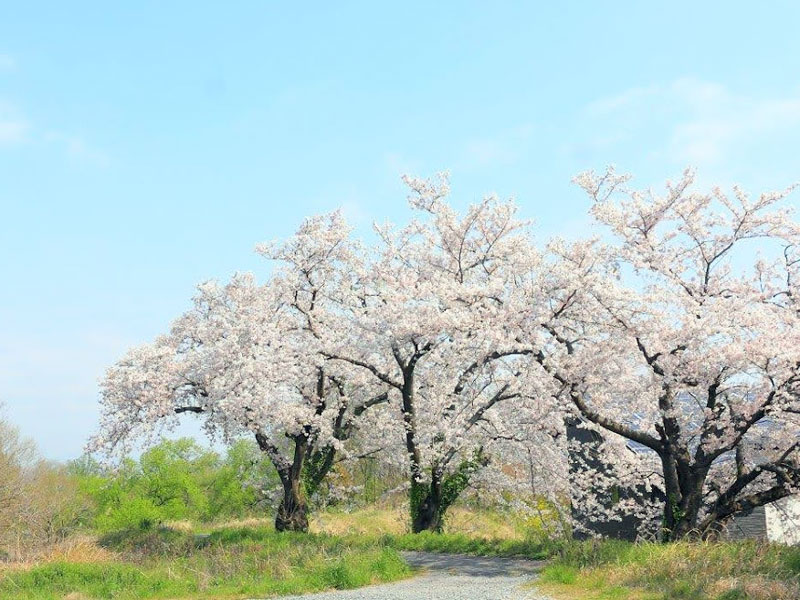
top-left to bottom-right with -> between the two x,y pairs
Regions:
540,564 -> 578,584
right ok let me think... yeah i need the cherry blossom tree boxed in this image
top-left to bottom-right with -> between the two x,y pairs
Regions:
325,174 -> 562,532
538,168 -> 800,540
93,213 -> 390,532
93,165 -> 800,543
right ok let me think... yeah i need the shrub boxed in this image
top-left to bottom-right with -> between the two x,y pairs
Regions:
73,438 -> 280,531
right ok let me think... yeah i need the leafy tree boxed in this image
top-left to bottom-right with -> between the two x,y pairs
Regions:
207,439 -> 279,519
81,439 -> 222,530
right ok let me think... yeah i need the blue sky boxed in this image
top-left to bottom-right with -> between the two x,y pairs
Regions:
2,2 -> 800,460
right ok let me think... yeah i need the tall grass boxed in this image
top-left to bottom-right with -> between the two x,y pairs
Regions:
375,531 -> 552,558
312,504 -> 533,539
539,539 -> 800,600
312,504 -> 556,558
0,525 -> 410,600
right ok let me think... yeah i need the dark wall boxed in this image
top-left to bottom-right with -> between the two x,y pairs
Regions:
567,419 -> 663,541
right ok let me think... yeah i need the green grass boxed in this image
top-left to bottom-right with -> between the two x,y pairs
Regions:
8,510 -> 800,600
539,563 -> 579,584
376,531 -> 552,559
0,563 -> 177,599
538,539 -> 800,600
309,504 -> 555,558
0,512 -> 551,600
0,526 -> 411,600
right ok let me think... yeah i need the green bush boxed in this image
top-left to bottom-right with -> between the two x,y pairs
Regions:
94,497 -> 162,532
71,438 -> 280,531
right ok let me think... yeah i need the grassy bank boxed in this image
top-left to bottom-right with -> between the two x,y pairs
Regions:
215,506 -> 553,559
315,504 -> 554,559
376,530 -> 550,558
312,505 -> 532,539
538,539 -> 800,600
0,526 -> 410,600
6,507 -> 799,600
0,506 -> 549,599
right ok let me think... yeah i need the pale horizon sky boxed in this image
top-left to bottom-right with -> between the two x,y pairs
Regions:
2,2 -> 800,460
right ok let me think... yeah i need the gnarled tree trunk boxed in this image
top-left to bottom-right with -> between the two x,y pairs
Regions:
659,451 -> 710,541
258,431 -> 312,533
411,479 -> 443,533
275,475 -> 309,532
410,451 -> 488,533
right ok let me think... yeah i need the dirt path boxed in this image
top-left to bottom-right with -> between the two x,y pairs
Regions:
270,551 -> 548,600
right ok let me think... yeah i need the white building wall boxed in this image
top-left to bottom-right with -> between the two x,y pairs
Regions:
765,495 -> 800,545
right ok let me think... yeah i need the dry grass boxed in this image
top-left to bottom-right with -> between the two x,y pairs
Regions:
168,504 -> 528,539
163,504 -> 530,541
445,506 -> 526,539
708,576 -> 798,599
539,539 -> 800,600
310,504 -> 526,539
39,536 -> 118,564
0,536 -> 118,574
312,506 -> 408,536
210,516 -> 273,530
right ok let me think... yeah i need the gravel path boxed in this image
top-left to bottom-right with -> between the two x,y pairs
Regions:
270,551 -> 549,600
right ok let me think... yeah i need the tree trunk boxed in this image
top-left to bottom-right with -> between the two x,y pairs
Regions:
409,451 -> 488,533
411,480 -> 443,533
663,503 -> 703,541
400,367 -> 435,533
659,453 -> 707,542
275,475 -> 309,533
275,435 -> 310,533
668,486 -> 705,541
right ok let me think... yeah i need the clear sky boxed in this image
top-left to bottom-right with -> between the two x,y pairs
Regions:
2,2 -> 800,460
